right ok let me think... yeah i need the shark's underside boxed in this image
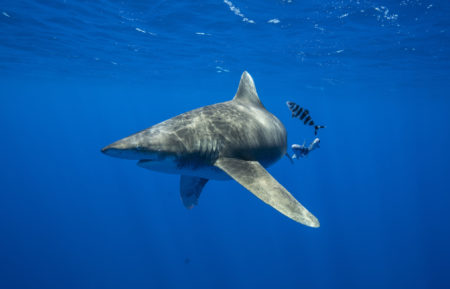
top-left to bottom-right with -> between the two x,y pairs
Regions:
102,72 -> 319,227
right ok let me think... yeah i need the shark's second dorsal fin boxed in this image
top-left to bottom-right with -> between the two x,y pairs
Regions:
233,71 -> 263,107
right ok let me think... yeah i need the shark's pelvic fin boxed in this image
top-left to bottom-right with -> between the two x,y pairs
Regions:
180,175 -> 209,209
233,71 -> 263,108
214,157 -> 319,227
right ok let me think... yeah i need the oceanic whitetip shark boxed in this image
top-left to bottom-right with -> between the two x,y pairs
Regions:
102,72 -> 319,227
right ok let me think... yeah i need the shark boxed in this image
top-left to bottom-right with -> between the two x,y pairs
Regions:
101,71 -> 319,227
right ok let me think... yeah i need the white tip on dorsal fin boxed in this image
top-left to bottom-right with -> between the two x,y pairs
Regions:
233,71 -> 263,107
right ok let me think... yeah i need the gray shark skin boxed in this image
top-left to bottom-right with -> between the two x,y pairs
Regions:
102,72 -> 319,227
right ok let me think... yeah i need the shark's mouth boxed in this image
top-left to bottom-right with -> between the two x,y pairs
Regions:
137,157 -> 174,166
137,159 -> 157,169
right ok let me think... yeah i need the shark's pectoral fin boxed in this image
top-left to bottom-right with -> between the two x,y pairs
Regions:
214,157 -> 319,227
180,175 -> 209,209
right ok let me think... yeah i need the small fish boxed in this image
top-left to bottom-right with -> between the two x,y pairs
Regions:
286,101 -> 325,135
291,138 -> 320,159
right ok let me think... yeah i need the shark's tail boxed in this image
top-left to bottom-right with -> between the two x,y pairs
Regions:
314,125 -> 326,136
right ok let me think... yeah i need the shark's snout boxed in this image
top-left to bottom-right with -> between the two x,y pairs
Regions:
101,146 -> 108,154
102,129 -> 171,161
101,136 -> 146,160
101,144 -> 129,159
101,144 -> 122,157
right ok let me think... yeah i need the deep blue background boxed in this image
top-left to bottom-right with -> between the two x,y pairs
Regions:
1,1 -> 449,288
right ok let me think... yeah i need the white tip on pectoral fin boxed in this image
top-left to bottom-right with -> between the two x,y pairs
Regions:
214,157 -> 319,227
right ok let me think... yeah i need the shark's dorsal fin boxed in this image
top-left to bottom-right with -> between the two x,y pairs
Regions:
233,71 -> 263,107
214,157 -> 319,227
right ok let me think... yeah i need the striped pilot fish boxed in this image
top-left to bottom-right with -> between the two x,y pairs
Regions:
286,101 -> 325,135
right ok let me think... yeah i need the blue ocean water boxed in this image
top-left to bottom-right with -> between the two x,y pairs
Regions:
1,0 -> 449,288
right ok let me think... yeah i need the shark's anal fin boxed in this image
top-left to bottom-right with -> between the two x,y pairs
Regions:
214,157 -> 319,227
180,175 -> 209,209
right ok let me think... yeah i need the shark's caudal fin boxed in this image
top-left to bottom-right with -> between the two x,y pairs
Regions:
180,175 -> 209,209
233,71 -> 263,108
214,157 -> 319,227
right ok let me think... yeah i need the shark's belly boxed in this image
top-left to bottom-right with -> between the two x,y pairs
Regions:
137,158 -> 231,180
